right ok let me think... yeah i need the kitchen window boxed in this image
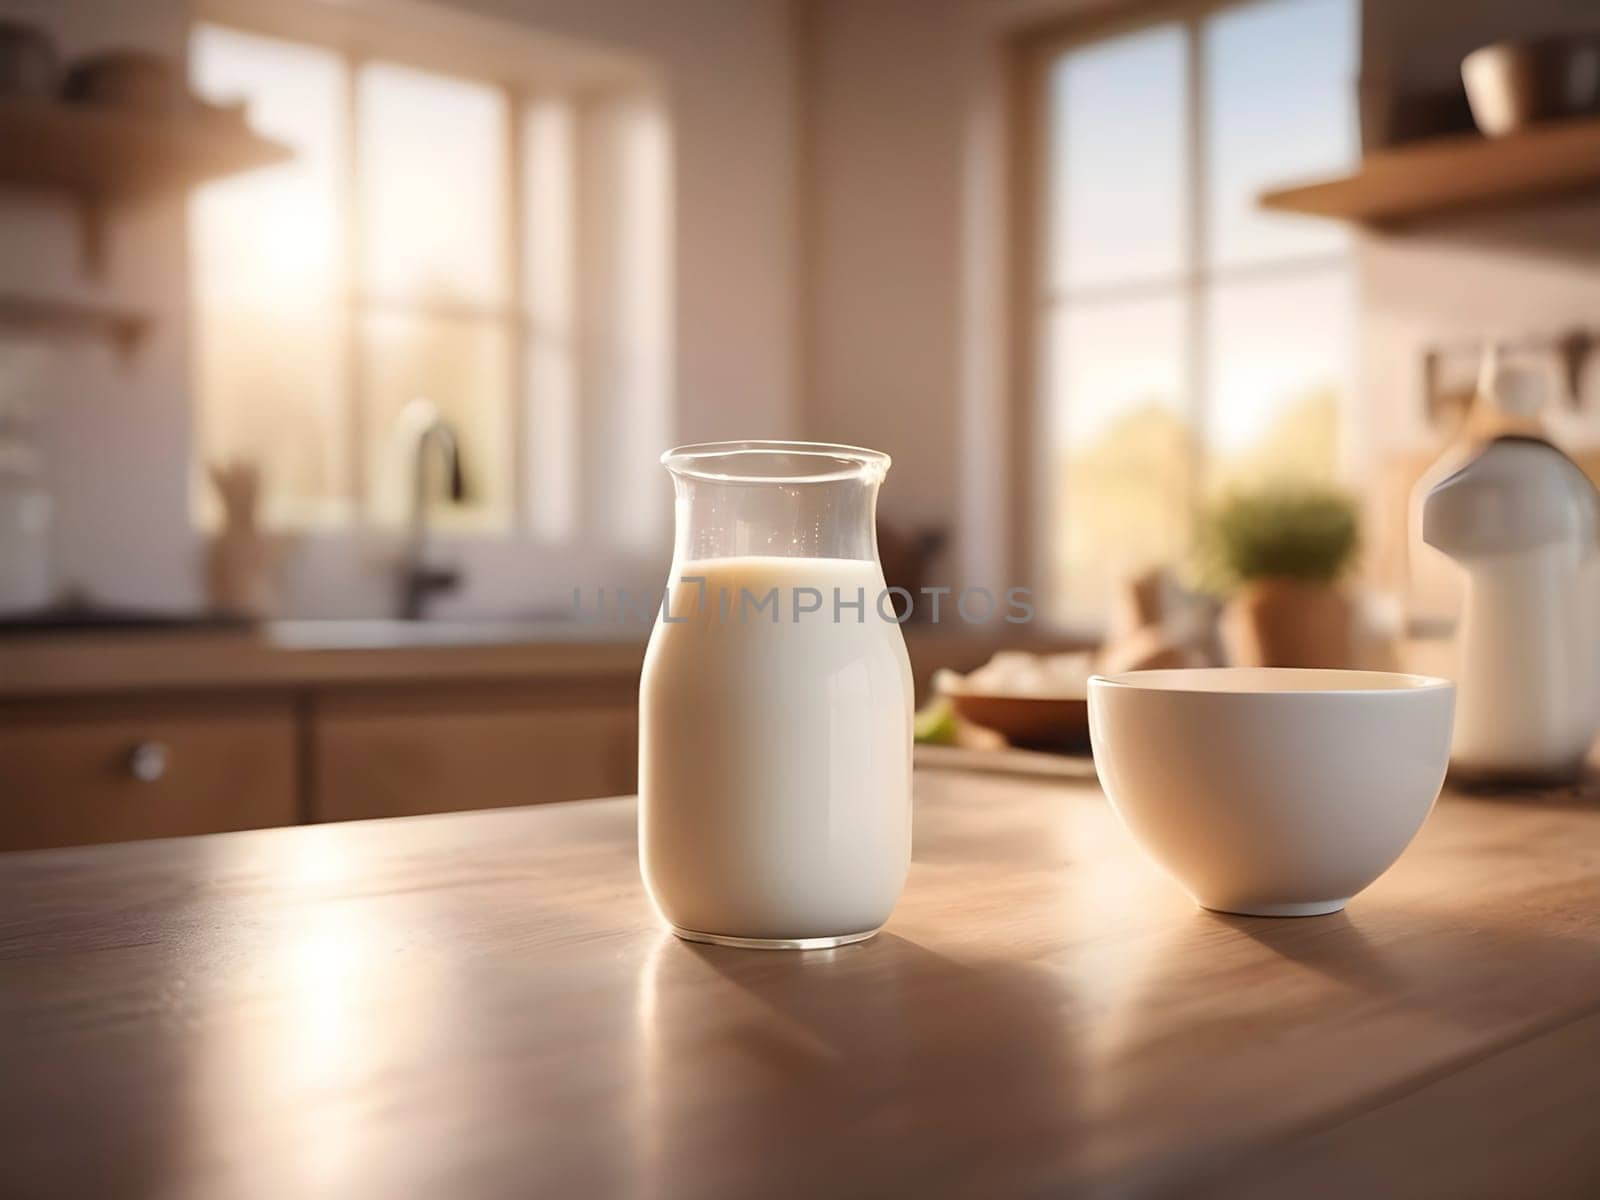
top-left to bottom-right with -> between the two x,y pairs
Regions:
1030,0 -> 1357,629
188,18 -> 670,549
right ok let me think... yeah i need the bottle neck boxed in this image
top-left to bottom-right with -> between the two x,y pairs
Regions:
669,475 -> 881,564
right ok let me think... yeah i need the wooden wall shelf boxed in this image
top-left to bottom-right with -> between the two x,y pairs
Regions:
0,97 -> 291,276
0,97 -> 291,198
1259,116 -> 1600,226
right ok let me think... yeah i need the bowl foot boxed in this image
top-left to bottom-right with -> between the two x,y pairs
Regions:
670,924 -> 881,950
1201,898 -> 1350,918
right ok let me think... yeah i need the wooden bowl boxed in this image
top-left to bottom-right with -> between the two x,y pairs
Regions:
944,691 -> 1091,753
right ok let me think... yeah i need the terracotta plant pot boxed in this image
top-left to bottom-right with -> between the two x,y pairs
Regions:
1221,578 -> 1353,669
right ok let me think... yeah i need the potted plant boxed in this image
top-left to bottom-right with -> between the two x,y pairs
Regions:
1192,485 -> 1361,669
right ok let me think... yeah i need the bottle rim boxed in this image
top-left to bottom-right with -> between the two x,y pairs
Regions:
661,440 -> 890,484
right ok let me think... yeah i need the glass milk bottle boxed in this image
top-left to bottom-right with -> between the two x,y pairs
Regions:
639,441 -> 914,949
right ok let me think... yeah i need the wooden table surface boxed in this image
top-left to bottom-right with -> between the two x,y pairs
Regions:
3,757 -> 1600,1199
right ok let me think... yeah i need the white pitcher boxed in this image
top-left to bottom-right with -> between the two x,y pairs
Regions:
1422,365 -> 1600,782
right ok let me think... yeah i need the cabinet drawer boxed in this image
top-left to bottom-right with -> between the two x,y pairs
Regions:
0,696 -> 298,851
314,686 -> 637,822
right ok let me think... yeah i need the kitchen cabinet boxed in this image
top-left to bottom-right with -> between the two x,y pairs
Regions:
0,626 -> 1071,851
0,636 -> 643,851
0,694 -> 298,851
0,687 -> 637,850
313,683 -> 638,821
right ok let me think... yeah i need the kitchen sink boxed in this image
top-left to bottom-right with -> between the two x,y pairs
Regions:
266,617 -> 637,650
0,606 -> 639,649
0,605 -> 255,636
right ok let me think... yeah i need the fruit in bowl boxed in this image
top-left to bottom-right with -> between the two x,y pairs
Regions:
932,652 -> 1094,752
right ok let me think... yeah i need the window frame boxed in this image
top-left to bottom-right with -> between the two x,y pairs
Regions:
188,0 -> 656,543
190,23 -> 535,535
1009,0 -> 1355,632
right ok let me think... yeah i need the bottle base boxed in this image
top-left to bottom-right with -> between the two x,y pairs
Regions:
1201,898 -> 1349,917
669,924 -> 882,951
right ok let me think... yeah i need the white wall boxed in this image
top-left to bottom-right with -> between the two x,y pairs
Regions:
0,0 -> 802,615
803,0 -> 966,558
0,0 -> 196,610
800,0 -> 1130,596
1355,0 -> 1600,461
443,0 -> 803,448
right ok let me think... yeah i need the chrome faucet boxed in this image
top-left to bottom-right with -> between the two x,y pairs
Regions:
397,399 -> 467,620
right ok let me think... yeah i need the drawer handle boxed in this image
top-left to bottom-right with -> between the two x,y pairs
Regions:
127,741 -> 170,783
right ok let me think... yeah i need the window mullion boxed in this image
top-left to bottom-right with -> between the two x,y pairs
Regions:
1183,15 -> 1209,520
343,50 -> 367,526
505,84 -> 529,536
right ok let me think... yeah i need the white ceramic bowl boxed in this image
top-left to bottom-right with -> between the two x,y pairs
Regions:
1088,668 -> 1455,917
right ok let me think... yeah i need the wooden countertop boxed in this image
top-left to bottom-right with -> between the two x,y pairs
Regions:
0,625 -> 1061,701
4,759 -> 1599,1198
0,627 -> 648,698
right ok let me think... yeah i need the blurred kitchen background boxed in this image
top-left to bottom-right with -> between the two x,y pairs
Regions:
3,0 -> 1599,847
